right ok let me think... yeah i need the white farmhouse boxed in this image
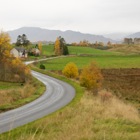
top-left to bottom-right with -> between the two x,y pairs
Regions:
10,47 -> 28,58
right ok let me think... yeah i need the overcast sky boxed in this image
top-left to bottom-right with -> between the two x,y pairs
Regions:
0,0 -> 140,34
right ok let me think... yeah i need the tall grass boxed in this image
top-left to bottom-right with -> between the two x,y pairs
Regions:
109,44 -> 140,54
1,90 -> 139,140
0,77 -> 45,112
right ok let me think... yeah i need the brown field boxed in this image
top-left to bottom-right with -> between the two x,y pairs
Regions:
102,68 -> 140,109
53,68 -> 140,109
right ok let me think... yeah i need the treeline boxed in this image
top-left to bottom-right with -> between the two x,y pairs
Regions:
0,31 -> 30,82
70,40 -> 114,50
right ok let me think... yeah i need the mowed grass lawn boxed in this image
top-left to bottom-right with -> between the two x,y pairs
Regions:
37,55 -> 140,70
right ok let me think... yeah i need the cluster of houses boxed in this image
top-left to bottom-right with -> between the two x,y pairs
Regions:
10,47 -> 40,58
124,38 -> 140,45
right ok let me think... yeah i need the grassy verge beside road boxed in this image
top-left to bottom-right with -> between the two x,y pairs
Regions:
0,77 -> 45,112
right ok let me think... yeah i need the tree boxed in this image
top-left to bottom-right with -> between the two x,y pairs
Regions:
10,58 -> 31,82
16,34 -> 30,47
16,35 -> 22,46
107,41 -> 112,47
62,62 -> 79,79
80,61 -> 103,93
38,42 -> 42,55
54,37 -> 61,55
0,31 -> 11,61
79,40 -> 89,46
54,36 -> 69,55
0,31 -> 31,82
22,34 -> 30,46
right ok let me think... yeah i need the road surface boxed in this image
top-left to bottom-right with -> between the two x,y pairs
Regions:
0,70 -> 75,134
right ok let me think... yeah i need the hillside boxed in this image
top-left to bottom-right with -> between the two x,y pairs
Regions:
103,32 -> 132,41
127,32 -> 140,38
7,27 -> 114,43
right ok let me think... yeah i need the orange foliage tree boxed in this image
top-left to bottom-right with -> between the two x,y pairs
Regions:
10,58 -> 31,82
0,31 -> 31,82
54,37 -> 61,55
54,36 -> 69,55
62,62 -> 79,79
38,42 -> 42,55
0,31 -> 11,61
80,61 -> 103,93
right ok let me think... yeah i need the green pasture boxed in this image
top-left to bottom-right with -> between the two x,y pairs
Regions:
42,45 -> 120,56
42,45 -> 54,56
36,55 -> 140,70
68,46 -> 120,55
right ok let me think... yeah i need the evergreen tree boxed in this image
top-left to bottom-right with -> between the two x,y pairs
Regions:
16,34 -> 30,47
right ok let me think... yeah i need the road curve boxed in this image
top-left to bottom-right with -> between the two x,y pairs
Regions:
0,70 -> 75,134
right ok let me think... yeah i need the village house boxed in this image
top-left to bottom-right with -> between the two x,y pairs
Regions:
29,48 -> 40,56
124,38 -> 140,45
10,47 -> 28,58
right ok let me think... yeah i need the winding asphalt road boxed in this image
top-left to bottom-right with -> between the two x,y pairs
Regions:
0,61 -> 75,134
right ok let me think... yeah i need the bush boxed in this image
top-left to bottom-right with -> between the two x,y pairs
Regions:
80,61 -> 103,93
40,64 -> 46,69
62,62 -> 79,79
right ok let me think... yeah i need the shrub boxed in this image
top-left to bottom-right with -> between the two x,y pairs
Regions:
40,64 -> 46,69
80,61 -> 103,93
62,62 -> 79,79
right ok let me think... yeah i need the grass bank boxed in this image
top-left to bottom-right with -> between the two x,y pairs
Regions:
0,77 -> 45,112
1,90 -> 139,140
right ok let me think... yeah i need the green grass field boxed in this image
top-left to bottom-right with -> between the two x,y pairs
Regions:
68,46 -> 121,55
42,45 -> 54,56
36,55 -> 140,70
42,45 -> 121,56
40,45 -> 140,70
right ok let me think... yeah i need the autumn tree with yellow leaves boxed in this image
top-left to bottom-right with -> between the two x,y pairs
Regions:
0,31 -> 11,61
62,62 -> 79,79
38,42 -> 42,55
80,61 -> 103,93
54,36 -> 69,55
54,37 -> 61,55
0,31 -> 31,82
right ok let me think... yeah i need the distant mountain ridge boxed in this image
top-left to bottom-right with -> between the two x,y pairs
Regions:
127,32 -> 140,38
8,27 -> 115,43
103,32 -> 132,41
